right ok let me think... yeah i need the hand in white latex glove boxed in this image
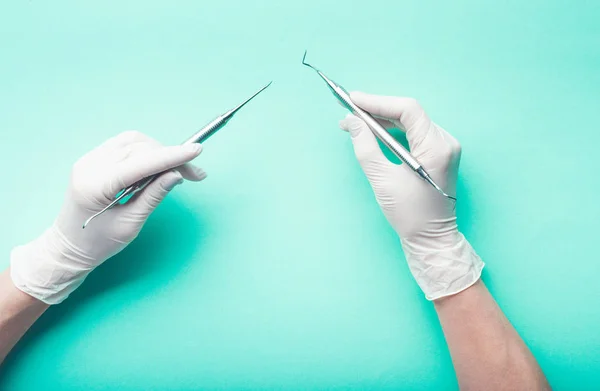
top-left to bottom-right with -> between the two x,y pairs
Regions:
11,131 -> 207,304
339,92 -> 484,300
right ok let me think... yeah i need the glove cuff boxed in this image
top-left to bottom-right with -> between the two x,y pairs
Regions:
401,232 -> 484,301
10,225 -> 94,305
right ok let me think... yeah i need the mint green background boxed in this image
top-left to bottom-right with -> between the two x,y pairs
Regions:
1,1 -> 599,390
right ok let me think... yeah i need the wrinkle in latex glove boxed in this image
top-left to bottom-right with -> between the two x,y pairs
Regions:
339,92 -> 484,301
10,131 -> 206,304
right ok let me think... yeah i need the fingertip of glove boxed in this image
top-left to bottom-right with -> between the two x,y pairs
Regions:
340,114 -> 367,138
172,169 -> 184,180
339,113 -> 357,130
192,166 -> 208,181
349,91 -> 367,102
184,143 -> 203,155
164,170 -> 184,191
339,116 -> 349,131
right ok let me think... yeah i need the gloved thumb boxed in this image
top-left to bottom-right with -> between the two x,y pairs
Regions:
339,114 -> 393,178
128,170 -> 184,215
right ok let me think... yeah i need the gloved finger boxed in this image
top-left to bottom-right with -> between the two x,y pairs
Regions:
339,113 -> 394,174
118,143 -> 203,188
97,130 -> 155,152
109,135 -> 165,162
127,170 -> 184,214
349,92 -> 429,130
370,116 -> 395,129
177,163 -> 207,181
349,92 -> 433,150
336,100 -> 395,129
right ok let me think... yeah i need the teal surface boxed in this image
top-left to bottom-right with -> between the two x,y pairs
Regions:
1,1 -> 599,390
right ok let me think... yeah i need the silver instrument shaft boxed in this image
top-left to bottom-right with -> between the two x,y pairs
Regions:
82,81 -> 272,229
301,51 -> 455,202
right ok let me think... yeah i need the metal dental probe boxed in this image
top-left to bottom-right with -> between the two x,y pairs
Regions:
301,51 -> 456,202
82,81 -> 272,229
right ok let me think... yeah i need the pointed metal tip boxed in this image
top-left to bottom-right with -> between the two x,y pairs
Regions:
253,81 -> 272,98
228,81 -> 272,115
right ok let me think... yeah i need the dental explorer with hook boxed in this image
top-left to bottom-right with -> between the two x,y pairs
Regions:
301,51 -> 455,202
82,81 -> 272,229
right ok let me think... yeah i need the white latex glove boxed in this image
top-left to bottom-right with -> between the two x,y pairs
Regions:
10,131 -> 207,304
339,92 -> 484,300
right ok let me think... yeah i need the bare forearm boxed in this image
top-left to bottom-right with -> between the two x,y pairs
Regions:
434,280 -> 550,390
0,268 -> 48,364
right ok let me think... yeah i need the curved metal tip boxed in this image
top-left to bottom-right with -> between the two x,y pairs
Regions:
417,167 -> 457,204
433,184 -> 457,203
301,50 -> 317,71
82,191 -> 128,228
444,192 -> 457,211
82,202 -> 114,228
435,186 -> 457,209
82,212 -> 100,229
442,192 -> 457,202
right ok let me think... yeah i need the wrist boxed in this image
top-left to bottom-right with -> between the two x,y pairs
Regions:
1,269 -> 49,309
401,227 -> 463,253
10,225 -> 93,305
401,232 -> 484,301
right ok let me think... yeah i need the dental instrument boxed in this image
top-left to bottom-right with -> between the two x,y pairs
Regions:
82,81 -> 272,229
301,51 -> 456,202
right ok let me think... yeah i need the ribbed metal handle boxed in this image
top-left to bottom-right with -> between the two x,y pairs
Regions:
333,87 -> 421,171
183,115 -> 228,145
